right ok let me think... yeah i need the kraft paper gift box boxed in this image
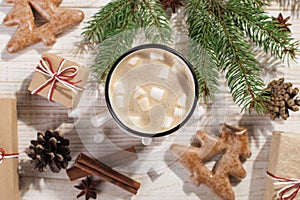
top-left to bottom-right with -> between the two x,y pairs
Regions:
264,131 -> 300,200
28,53 -> 90,109
0,98 -> 20,200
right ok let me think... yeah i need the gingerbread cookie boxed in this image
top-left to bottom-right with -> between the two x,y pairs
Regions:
170,124 -> 251,200
3,0 -> 84,53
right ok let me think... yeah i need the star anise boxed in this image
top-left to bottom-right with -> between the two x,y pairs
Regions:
160,0 -> 184,13
75,176 -> 100,200
274,13 -> 292,32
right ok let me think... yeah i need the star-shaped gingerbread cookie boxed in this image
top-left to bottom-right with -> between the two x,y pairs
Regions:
3,0 -> 84,53
170,124 -> 252,200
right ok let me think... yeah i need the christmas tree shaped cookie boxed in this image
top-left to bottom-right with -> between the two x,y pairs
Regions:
3,0 -> 84,53
170,124 -> 251,200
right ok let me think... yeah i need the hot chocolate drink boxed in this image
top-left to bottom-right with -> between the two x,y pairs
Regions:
106,45 -> 197,136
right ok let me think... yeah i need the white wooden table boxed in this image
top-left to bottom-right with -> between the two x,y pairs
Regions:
0,1 -> 300,199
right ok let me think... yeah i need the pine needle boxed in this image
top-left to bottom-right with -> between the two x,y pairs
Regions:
83,0 -> 299,113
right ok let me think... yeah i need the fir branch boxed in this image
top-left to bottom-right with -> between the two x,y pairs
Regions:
82,0 -> 298,113
186,0 -> 268,112
140,0 -> 172,44
189,42 -> 219,101
82,0 -> 172,44
92,29 -> 137,82
251,0 -> 269,7
186,0 -> 220,100
219,16 -> 267,112
228,0 -> 298,61
84,0 -> 172,81
82,0 -> 138,43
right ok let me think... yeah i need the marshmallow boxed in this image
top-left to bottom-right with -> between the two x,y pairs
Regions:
159,67 -> 170,80
174,107 -> 185,117
172,60 -> 184,71
113,81 -> 125,95
177,95 -> 187,107
150,52 -> 164,60
163,116 -> 173,129
150,87 -> 165,101
128,56 -> 140,65
129,116 -> 142,127
133,87 -> 146,99
138,97 -> 150,111
115,96 -> 124,108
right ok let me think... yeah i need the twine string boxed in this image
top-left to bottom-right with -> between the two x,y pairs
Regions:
267,171 -> 300,200
0,147 -> 19,165
31,57 -> 84,101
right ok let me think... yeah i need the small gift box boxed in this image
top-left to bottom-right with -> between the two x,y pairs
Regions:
265,131 -> 300,200
0,99 -> 20,200
28,53 -> 90,108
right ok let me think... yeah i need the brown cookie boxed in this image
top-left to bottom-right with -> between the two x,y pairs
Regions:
170,124 -> 252,200
3,0 -> 84,53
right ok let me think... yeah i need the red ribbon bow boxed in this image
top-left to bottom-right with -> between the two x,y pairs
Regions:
267,171 -> 300,200
31,57 -> 84,101
0,147 -> 19,164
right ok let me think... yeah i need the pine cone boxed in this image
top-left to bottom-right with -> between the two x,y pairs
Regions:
264,78 -> 300,120
26,130 -> 72,173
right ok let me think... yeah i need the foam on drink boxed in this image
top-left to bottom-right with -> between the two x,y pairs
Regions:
108,47 -> 196,135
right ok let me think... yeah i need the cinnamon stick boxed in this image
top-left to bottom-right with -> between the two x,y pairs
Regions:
75,161 -> 138,194
67,146 -> 138,181
76,153 -> 140,189
74,153 -> 140,194
66,166 -> 89,181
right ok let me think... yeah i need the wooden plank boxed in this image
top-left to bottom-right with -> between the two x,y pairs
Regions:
0,1 -> 300,199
